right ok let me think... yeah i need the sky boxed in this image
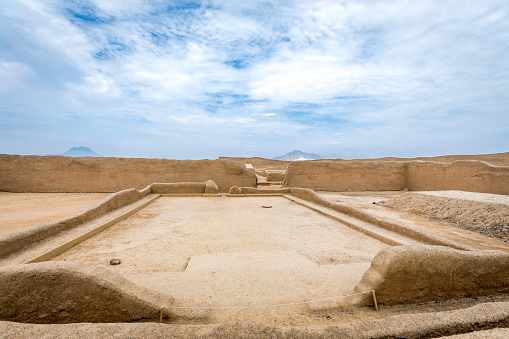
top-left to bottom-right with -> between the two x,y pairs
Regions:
1,0 -> 508,160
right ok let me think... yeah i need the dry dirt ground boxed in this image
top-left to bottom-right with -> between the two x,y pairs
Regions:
2,191 -> 509,335
0,192 -> 109,236
380,191 -> 509,243
318,191 -> 509,252
51,196 -> 389,325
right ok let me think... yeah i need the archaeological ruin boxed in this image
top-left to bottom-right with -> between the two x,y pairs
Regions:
0,153 -> 508,338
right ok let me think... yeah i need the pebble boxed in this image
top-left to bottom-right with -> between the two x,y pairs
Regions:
110,258 -> 121,265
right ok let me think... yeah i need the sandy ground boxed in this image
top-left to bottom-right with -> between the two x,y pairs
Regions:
52,196 -> 389,325
318,191 -> 509,252
0,192 -> 110,236
381,191 -> 509,244
417,190 -> 509,205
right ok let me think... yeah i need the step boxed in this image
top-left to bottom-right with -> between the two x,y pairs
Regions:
283,195 -> 425,247
0,194 -> 160,266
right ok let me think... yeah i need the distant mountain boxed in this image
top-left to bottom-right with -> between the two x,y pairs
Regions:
274,150 -> 322,161
61,146 -> 102,157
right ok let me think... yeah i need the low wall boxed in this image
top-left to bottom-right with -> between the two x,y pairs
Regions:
0,188 -> 143,259
289,188 -> 470,250
0,180 -> 222,259
0,261 -> 162,323
0,155 -> 256,193
407,160 -> 509,195
2,300 -> 509,336
285,161 -> 407,191
266,172 -> 286,182
151,180 -> 219,194
240,187 -> 290,194
285,160 -> 509,195
355,245 -> 509,305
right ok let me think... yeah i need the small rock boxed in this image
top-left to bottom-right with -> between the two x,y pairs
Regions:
326,314 -> 331,319
110,258 -> 121,265
262,205 -> 272,208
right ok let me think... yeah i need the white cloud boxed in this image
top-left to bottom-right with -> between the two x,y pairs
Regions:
1,0 -> 508,158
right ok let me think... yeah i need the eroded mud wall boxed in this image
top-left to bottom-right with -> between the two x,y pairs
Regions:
0,155 -> 256,193
0,262 -> 162,323
285,160 -> 509,194
355,245 -> 509,305
407,160 -> 509,195
284,161 -> 408,191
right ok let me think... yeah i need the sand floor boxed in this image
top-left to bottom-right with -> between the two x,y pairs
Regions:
52,196 -> 389,324
0,192 -> 110,236
318,191 -> 509,252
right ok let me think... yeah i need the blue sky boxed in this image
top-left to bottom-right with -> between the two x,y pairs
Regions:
1,0 -> 508,159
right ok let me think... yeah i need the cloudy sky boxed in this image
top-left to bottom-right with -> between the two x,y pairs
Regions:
1,0 -> 508,159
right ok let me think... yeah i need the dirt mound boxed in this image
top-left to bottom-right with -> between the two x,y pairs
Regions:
380,193 -> 509,242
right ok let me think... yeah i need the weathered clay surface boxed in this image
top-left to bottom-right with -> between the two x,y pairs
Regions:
351,151 -> 509,166
228,186 -> 242,194
285,160 -> 509,195
0,301 -> 508,338
240,187 -> 290,194
407,160 -> 509,195
151,182 -> 206,194
0,188 -> 142,259
204,180 -> 219,194
355,245 -> 509,305
219,156 -> 290,166
290,188 -> 470,250
0,155 -> 256,193
266,172 -> 286,182
285,161 -> 407,191
0,261 -> 166,323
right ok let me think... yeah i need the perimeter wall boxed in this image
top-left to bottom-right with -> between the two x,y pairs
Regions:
355,245 -> 509,305
285,160 -> 509,195
0,155 -> 256,193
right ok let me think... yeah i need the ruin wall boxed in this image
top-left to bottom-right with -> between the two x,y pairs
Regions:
0,261 -> 162,323
406,160 -> 509,195
284,161 -> 407,191
0,155 -> 256,193
285,160 -> 509,195
355,245 -> 509,305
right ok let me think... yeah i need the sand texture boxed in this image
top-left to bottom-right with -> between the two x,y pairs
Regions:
51,196 -> 389,325
1,300 -> 509,338
318,191 -> 509,252
381,192 -> 509,243
0,193 -> 109,236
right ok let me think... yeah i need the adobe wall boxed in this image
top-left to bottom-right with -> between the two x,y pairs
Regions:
0,155 -> 256,193
0,181 -> 221,259
407,160 -> 509,195
285,161 -> 408,191
350,151 -> 509,167
0,261 -> 162,323
218,156 -> 290,166
355,245 -> 509,305
0,188 -> 144,259
285,160 -> 509,195
266,172 -> 286,182
289,188 -> 471,250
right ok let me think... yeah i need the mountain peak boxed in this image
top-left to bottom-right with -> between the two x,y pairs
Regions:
61,146 -> 102,157
273,150 -> 322,161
